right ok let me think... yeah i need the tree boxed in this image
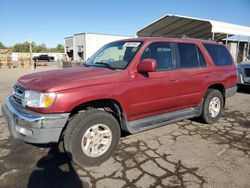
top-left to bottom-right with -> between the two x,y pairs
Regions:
12,42 -> 30,52
46,44 -> 64,53
7,41 -> 64,53
55,44 -> 64,53
0,42 -> 6,49
34,43 -> 47,52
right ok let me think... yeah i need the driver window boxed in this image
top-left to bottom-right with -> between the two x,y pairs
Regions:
141,42 -> 173,71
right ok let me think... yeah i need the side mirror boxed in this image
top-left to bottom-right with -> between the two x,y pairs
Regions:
137,59 -> 157,73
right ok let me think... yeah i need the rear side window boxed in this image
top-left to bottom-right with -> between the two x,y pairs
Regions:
203,44 -> 233,66
177,43 -> 206,68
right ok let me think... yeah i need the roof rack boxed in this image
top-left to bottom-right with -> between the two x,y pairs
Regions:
159,34 -> 214,42
179,35 -> 213,41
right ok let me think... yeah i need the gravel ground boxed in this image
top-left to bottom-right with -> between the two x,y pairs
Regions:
0,67 -> 250,188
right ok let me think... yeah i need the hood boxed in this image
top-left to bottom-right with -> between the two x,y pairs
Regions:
18,67 -> 119,92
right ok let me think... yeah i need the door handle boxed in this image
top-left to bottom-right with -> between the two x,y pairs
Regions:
170,79 -> 177,82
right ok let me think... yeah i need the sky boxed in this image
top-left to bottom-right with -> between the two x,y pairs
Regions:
0,0 -> 249,47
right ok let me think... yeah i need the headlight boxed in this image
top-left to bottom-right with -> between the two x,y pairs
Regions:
24,90 -> 56,108
236,67 -> 242,74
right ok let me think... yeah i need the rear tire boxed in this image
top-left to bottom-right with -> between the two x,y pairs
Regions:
200,89 -> 224,124
64,109 -> 120,167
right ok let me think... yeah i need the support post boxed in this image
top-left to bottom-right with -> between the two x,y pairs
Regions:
226,34 -> 228,46
236,35 -> 240,63
212,32 -> 215,40
28,40 -> 33,70
247,37 -> 250,57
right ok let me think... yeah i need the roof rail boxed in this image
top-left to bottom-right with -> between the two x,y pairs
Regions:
159,34 -> 214,42
180,35 -> 213,41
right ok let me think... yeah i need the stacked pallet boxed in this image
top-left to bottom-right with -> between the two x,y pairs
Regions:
18,54 -> 31,68
62,61 -> 82,68
0,54 -> 12,69
62,61 -> 72,68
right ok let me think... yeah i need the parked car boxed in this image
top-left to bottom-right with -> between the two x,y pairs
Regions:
237,57 -> 250,85
245,55 -> 250,61
2,37 -> 237,167
33,54 -> 54,63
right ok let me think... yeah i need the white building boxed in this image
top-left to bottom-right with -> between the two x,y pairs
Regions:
65,33 -> 131,61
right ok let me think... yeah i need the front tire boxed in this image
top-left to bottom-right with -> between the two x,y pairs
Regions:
201,89 -> 224,124
64,109 -> 120,167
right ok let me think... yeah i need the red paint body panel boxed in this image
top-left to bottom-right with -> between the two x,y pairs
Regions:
17,37 -> 237,121
137,59 -> 157,73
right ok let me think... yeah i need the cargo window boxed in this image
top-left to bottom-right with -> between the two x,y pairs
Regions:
203,43 -> 233,66
141,42 -> 173,71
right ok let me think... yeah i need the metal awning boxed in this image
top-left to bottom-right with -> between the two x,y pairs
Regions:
137,14 -> 250,41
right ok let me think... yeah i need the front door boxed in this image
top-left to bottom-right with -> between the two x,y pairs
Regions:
128,42 -> 183,121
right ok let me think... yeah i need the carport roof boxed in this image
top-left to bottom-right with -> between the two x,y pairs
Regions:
137,14 -> 250,41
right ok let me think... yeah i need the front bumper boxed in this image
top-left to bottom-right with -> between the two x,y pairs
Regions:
1,97 -> 69,144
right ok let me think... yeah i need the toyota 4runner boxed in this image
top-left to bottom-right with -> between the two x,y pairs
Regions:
2,37 -> 237,167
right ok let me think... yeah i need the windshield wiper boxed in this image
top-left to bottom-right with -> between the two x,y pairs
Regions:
95,62 -> 116,70
81,63 -> 90,67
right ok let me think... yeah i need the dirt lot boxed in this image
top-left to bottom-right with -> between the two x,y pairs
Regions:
0,67 -> 250,188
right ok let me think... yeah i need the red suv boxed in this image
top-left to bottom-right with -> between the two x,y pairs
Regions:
2,37 -> 237,167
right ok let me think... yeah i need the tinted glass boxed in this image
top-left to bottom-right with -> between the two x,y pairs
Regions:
86,41 -> 142,69
203,43 -> 233,66
141,42 -> 173,71
177,43 -> 199,68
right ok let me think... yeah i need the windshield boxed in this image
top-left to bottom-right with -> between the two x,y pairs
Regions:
85,41 -> 143,69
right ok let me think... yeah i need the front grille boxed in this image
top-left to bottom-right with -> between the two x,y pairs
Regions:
245,68 -> 250,77
13,95 -> 22,104
13,83 -> 26,105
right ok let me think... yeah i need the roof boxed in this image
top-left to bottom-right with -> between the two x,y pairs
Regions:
64,36 -> 73,39
222,35 -> 250,42
73,32 -> 132,37
137,14 -> 250,41
64,32 -> 132,40
118,37 -> 218,45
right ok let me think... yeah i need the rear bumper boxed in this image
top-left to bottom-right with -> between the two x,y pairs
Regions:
225,86 -> 237,98
1,97 -> 69,144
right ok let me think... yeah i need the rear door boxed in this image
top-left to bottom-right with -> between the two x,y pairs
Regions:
175,42 -> 209,107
